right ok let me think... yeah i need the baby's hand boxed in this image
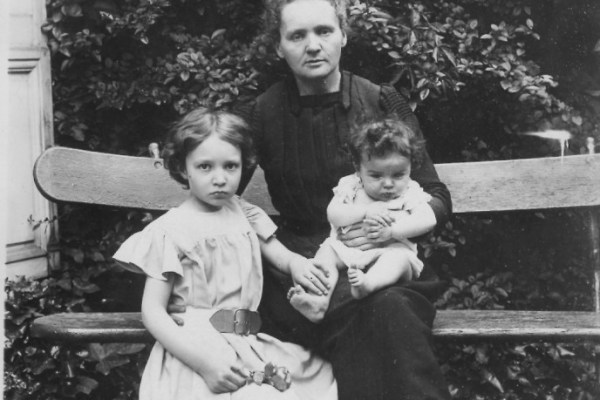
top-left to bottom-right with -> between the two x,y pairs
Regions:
364,221 -> 393,243
364,202 -> 394,226
289,255 -> 330,296
337,222 -> 380,251
203,359 -> 248,393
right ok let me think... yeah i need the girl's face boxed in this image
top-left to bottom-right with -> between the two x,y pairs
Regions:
183,134 -> 242,212
357,152 -> 412,202
276,0 -> 347,94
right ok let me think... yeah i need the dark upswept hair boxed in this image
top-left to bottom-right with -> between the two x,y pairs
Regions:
348,116 -> 426,170
263,0 -> 349,44
162,108 -> 256,188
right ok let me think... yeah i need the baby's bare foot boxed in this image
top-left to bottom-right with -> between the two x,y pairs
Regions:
287,285 -> 329,323
347,267 -> 373,299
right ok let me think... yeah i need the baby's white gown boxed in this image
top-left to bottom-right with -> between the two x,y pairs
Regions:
324,174 -> 431,274
113,197 -> 337,400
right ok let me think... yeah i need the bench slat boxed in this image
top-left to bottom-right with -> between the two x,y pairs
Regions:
33,147 -> 278,214
31,313 -> 153,343
436,310 -> 600,340
34,147 -> 600,215
436,155 -> 600,213
30,310 -> 600,343
34,148 -> 186,211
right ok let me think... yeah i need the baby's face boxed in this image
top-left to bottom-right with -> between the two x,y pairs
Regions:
357,152 -> 411,202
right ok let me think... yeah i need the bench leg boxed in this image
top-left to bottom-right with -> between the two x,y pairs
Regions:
592,209 -> 600,313
588,208 -> 600,383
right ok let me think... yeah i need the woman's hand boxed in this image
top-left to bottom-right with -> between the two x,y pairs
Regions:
289,255 -> 330,296
202,359 -> 248,394
338,222 -> 381,250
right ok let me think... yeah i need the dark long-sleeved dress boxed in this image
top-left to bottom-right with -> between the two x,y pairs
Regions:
239,71 -> 451,400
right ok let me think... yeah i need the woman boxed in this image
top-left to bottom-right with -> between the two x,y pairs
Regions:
238,0 -> 452,399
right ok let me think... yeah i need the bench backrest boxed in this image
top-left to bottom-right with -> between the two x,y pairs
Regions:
34,147 -> 600,215
34,147 -> 600,310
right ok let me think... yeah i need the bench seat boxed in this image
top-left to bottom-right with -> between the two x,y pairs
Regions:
31,310 -> 600,343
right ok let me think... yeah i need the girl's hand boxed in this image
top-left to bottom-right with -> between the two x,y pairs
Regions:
203,360 -> 248,394
289,255 -> 330,296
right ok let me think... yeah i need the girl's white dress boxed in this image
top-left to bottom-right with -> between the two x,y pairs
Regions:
113,197 -> 337,400
324,174 -> 431,275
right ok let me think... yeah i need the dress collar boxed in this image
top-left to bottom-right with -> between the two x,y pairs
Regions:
286,71 -> 353,116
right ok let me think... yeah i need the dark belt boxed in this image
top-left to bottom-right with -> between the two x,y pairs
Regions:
209,309 -> 261,335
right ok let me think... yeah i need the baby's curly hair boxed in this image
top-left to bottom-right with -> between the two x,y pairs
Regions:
262,0 -> 349,44
348,116 -> 426,170
162,108 -> 256,188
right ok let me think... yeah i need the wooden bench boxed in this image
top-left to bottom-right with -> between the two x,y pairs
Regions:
31,147 -> 600,344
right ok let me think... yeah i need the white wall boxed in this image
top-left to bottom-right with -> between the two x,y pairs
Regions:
6,0 -> 57,280
1,0 -> 9,286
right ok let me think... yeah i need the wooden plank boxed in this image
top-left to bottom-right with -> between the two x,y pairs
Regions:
436,154 -> 600,213
241,166 -> 278,215
30,310 -> 600,343
34,147 -> 187,211
34,147 -> 600,214
30,312 -> 153,343
33,147 -> 278,214
435,310 -> 600,341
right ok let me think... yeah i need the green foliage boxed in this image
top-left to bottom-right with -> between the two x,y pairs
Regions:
42,0 -> 264,152
41,0 -> 598,153
4,274 -> 148,400
4,207 -> 151,400
429,210 -> 600,399
5,0 -> 599,399
348,0 -> 590,143
439,341 -> 599,399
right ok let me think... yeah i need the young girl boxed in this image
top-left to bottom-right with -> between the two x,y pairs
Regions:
113,109 -> 336,400
288,117 -> 436,322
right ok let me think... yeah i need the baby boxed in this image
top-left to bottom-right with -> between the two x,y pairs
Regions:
289,117 -> 436,322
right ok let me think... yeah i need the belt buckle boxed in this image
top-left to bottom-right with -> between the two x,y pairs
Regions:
234,309 -> 252,335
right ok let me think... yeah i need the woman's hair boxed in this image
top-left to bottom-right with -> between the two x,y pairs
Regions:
263,0 -> 349,44
162,108 -> 256,188
348,116 -> 426,169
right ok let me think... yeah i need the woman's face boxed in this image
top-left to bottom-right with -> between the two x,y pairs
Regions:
276,0 -> 347,94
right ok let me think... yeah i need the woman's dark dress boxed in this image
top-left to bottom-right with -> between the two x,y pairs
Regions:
239,71 -> 451,400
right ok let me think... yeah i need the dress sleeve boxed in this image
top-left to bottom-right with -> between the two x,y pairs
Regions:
400,180 -> 433,212
112,225 -> 183,281
380,85 -> 452,225
331,174 -> 360,204
238,197 -> 278,241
